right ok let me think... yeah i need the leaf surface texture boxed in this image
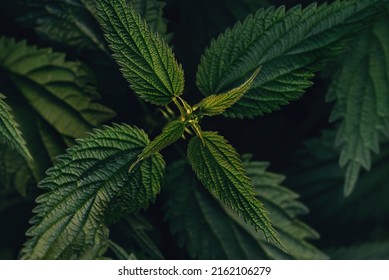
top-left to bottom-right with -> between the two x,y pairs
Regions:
97,0 -> 184,105
197,0 -> 384,118
0,93 -> 31,160
165,160 -> 326,259
187,131 -> 284,251
21,124 -> 165,259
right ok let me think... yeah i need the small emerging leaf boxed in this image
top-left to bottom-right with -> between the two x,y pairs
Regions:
187,131 -> 285,251
130,119 -> 185,171
197,0 -> 384,118
194,67 -> 261,116
0,93 -> 32,161
96,0 -> 185,105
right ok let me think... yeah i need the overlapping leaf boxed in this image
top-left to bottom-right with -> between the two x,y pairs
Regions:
0,37 -> 115,180
328,239 -> 389,260
0,145 -> 32,196
113,216 -> 164,260
197,0 -> 384,118
187,131 -> 284,251
19,0 -> 170,54
287,130 -> 389,225
21,124 -> 165,259
326,8 -> 389,195
165,159 -> 326,259
97,0 -> 184,105
0,93 -> 31,160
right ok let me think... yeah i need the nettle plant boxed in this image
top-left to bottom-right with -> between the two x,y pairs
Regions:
0,0 -> 388,259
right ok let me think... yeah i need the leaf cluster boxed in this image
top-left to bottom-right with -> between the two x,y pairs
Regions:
0,0 -> 388,260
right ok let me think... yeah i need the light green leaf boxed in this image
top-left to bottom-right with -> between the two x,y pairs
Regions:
21,124 -> 165,259
0,37 -> 115,180
187,131 -> 285,251
165,159 -> 326,259
130,119 -> 185,171
326,9 -> 389,195
196,0 -> 384,118
96,0 -> 185,105
194,67 -> 261,117
0,93 -> 31,160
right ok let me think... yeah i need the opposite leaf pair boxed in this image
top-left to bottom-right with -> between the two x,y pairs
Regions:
19,0 -> 387,259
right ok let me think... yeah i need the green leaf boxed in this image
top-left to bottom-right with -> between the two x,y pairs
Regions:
288,130 -> 389,227
165,160 -> 326,259
194,67 -> 261,117
106,239 -> 136,260
0,37 -> 115,180
0,145 -> 33,196
196,0 -> 384,118
21,124 -> 165,259
0,93 -> 31,160
326,9 -> 389,196
18,0 -> 108,53
19,0 -> 170,54
130,119 -> 185,171
187,131 -> 285,251
114,216 -> 164,260
286,130 -> 389,252
328,239 -> 389,260
78,240 -> 110,260
131,0 -> 170,41
96,0 -> 185,106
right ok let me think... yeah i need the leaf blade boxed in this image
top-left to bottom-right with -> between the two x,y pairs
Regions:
326,9 -> 389,195
0,37 -> 115,181
96,0 -> 185,105
0,93 -> 32,160
130,119 -> 186,171
165,159 -> 326,259
21,124 -> 165,259
194,67 -> 261,117
196,0 -> 384,118
187,131 -> 285,251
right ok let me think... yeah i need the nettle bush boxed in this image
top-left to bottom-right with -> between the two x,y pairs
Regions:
0,0 -> 388,259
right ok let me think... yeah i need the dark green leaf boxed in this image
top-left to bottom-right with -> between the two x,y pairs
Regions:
0,37 -> 115,180
165,159 -> 326,259
196,0 -> 384,118
187,131 -> 285,251
326,8 -> 389,195
113,216 -> 164,260
287,130 -> 389,245
0,93 -> 31,160
19,0 -> 170,54
21,124 -> 165,259
328,240 -> 389,260
97,0 -> 185,105
18,0 -> 107,53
